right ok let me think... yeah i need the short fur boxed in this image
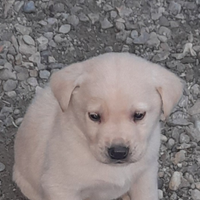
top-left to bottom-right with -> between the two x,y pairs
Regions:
13,53 -> 183,200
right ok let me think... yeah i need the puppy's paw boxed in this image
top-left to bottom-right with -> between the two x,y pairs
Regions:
116,193 -> 130,200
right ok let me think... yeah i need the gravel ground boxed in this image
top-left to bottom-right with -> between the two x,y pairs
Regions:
0,0 -> 200,199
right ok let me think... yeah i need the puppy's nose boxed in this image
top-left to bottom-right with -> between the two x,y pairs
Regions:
108,145 -> 129,160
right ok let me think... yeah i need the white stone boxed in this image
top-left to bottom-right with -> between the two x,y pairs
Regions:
48,56 -> 56,63
195,182 -> 200,190
158,189 -> 163,199
15,24 -> 32,35
3,80 -> 18,91
39,70 -> 50,79
23,35 -> 35,46
100,18 -> 113,29
29,52 -> 41,64
0,162 -> 5,172
173,150 -> 186,164
37,36 -> 48,45
169,171 -> 182,190
191,189 -> 200,200
27,77 -> 38,87
19,43 -> 36,55
59,24 -> 71,34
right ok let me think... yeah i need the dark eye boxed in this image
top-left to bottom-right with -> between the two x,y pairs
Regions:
88,113 -> 101,122
133,112 -> 146,121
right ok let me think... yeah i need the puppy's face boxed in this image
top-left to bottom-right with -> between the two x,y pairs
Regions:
51,53 -> 182,165
69,68 -> 162,164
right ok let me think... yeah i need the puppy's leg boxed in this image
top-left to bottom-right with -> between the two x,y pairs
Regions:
42,188 -> 81,200
129,164 -> 158,200
42,179 -> 81,200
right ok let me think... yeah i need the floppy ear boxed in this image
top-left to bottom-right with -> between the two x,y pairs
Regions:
50,63 -> 84,112
153,65 -> 183,120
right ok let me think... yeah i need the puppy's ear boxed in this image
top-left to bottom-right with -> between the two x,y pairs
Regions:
50,63 -> 84,112
153,65 -> 183,120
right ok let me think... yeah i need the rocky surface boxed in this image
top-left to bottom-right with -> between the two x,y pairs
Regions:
0,0 -> 200,199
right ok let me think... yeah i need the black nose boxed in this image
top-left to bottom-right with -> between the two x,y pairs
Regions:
108,145 -> 129,160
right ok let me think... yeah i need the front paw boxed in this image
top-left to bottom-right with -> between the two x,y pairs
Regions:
116,193 -> 130,200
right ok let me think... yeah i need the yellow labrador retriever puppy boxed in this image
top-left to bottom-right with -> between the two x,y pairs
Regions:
13,53 -> 183,200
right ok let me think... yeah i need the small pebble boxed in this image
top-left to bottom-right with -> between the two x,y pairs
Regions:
180,133 -> 190,143
161,134 -> 168,142
59,24 -> 71,34
173,150 -> 186,164
53,3 -> 65,13
15,118 -> 23,126
14,109 -> 20,115
29,69 -> 38,77
15,24 -> 32,35
54,34 -> 64,43
195,182 -> 200,190
39,70 -> 50,79
131,30 -> 138,39
88,13 -> 99,24
27,77 -> 38,87
169,171 -> 182,191
0,162 -> 5,172
158,189 -> 163,199
29,52 -> 41,64
191,189 -> 200,200
169,1 -> 181,15
168,138 -> 175,148
100,18 -> 113,29
23,35 -> 35,46
103,4 -> 113,11
14,1 -> 24,12
110,10 -> 117,18
0,69 -> 16,80
6,91 -> 17,98
37,36 -> 48,46
3,80 -> 18,92
115,22 -> 125,31
47,18 -> 57,25
48,56 -> 56,63
23,1 -> 36,13
79,13 -> 89,22
67,15 -> 79,26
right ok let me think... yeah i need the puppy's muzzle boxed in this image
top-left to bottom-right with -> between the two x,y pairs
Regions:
108,145 -> 129,161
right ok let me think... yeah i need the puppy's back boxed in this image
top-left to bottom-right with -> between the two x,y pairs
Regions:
13,87 -> 58,199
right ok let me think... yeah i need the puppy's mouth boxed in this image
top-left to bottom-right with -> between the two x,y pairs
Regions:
109,159 -> 130,165
105,155 -> 142,165
93,143 -> 145,165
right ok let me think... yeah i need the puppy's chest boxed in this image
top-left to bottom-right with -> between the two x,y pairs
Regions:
81,169 -> 132,200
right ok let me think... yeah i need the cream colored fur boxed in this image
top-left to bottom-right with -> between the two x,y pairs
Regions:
13,53 -> 183,200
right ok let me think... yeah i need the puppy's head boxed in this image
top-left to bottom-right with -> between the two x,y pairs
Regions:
50,53 -> 183,165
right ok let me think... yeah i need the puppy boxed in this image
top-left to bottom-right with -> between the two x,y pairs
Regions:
13,53 -> 183,200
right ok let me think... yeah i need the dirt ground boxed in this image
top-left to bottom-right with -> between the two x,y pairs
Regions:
1,0 -> 200,199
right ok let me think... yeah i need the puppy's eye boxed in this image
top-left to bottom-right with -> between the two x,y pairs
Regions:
133,112 -> 146,121
88,113 -> 101,122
